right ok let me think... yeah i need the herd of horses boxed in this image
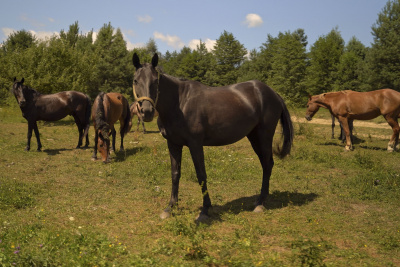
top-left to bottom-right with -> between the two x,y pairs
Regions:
11,53 -> 400,220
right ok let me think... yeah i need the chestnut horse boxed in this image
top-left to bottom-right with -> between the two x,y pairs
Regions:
91,92 -> 132,163
306,90 -> 400,151
132,53 -> 294,220
12,78 -> 91,151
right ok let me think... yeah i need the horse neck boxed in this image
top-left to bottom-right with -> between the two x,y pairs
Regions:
156,74 -> 182,115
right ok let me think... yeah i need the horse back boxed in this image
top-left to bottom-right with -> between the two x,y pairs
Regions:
170,80 -> 283,146
104,93 -> 128,125
34,91 -> 88,121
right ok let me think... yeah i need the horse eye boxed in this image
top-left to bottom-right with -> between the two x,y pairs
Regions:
134,80 -> 138,85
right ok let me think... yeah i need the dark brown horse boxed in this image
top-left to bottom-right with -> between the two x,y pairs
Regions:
306,89 -> 400,151
91,92 -> 132,163
12,78 -> 91,151
132,53 -> 294,220
129,101 -> 147,133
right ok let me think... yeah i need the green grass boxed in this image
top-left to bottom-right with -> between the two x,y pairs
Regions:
0,105 -> 399,266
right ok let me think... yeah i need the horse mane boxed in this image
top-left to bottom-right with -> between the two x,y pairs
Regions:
94,92 -> 110,136
19,84 -> 41,100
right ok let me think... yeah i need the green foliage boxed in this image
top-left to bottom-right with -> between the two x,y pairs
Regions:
261,29 -> 308,105
306,28 -> 345,95
334,37 -> 367,91
213,30 -> 247,86
367,0 -> 400,90
291,238 -> 332,267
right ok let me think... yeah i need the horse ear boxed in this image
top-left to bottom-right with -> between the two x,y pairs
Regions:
151,53 -> 158,68
132,53 -> 141,70
308,94 -> 312,100
21,78 -> 24,84
14,77 -> 17,82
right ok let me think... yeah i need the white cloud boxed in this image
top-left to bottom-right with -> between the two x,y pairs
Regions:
29,30 -> 59,40
243,13 -> 263,28
1,28 -> 58,41
137,15 -> 153,24
48,17 -> 55,23
2,28 -> 15,39
188,38 -> 216,51
154,31 -> 184,49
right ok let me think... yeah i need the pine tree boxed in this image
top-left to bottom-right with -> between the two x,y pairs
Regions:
212,31 -> 247,86
306,28 -> 345,95
366,0 -> 400,90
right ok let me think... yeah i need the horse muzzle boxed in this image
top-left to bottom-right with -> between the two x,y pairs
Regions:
140,101 -> 155,122
305,115 -> 312,121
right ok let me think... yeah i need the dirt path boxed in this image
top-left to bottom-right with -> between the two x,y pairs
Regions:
292,116 -> 392,139
292,116 -> 391,129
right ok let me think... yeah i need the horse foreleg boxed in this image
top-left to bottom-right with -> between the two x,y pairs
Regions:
384,115 -> 400,152
338,117 -> 352,151
25,123 -> 33,151
31,122 -> 42,151
331,114 -> 335,139
188,143 -> 212,221
161,141 -> 183,219
111,128 -> 116,153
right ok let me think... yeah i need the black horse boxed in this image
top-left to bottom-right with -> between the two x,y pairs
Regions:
12,78 -> 91,151
132,53 -> 294,220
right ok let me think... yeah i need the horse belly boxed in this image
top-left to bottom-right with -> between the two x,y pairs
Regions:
203,118 -> 258,146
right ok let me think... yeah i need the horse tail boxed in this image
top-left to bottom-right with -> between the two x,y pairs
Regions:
121,97 -> 132,136
83,94 -> 91,138
274,95 -> 294,158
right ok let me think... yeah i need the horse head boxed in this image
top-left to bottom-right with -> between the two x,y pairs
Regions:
305,94 -> 322,121
132,53 -> 159,122
12,77 -> 28,108
97,127 -> 111,163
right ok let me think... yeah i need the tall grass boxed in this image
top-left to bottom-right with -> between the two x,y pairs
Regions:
0,105 -> 399,266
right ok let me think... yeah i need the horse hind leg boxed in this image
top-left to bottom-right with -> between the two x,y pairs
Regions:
384,115 -> 400,152
247,128 -> 274,212
73,115 -> 84,148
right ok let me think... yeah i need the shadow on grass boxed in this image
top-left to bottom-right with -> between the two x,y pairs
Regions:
114,146 -> 148,162
204,190 -> 318,224
43,148 -> 73,155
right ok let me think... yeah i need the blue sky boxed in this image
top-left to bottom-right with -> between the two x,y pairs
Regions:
0,0 -> 388,54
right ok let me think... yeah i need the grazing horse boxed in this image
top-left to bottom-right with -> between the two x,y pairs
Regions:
306,90 -> 400,151
12,78 -> 91,151
132,53 -> 294,220
91,92 -> 132,163
130,101 -> 147,133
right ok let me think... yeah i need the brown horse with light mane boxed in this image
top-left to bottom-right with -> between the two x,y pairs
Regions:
306,89 -> 400,151
91,92 -> 132,163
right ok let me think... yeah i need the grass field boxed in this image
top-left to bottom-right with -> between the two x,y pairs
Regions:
0,105 -> 399,266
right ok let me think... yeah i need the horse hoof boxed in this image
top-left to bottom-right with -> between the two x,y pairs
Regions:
195,213 -> 210,223
160,211 -> 171,220
91,157 -> 97,161
253,205 -> 265,213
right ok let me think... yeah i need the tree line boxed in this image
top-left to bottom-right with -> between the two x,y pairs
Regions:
1,0 -> 400,107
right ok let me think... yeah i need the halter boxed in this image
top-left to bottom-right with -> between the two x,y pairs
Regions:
132,70 -> 160,108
